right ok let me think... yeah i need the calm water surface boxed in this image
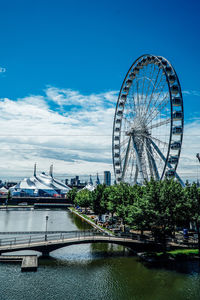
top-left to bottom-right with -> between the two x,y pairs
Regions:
0,209 -> 200,300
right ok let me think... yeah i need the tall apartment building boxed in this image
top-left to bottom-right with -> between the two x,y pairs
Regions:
104,171 -> 111,186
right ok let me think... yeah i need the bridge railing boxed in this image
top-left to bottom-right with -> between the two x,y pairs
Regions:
0,230 -> 196,249
0,230 -> 109,247
0,230 -> 160,248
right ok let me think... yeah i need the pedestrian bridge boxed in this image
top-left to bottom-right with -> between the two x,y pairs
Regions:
0,230 -> 164,256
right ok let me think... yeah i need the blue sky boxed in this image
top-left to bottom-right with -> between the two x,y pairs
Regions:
0,0 -> 199,182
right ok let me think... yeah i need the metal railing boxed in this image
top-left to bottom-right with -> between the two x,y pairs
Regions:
0,230 -> 197,250
0,230 -> 109,248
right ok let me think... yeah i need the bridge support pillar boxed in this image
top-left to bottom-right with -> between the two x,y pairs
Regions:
41,249 -> 50,257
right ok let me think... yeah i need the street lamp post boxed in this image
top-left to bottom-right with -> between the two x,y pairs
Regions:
45,216 -> 49,241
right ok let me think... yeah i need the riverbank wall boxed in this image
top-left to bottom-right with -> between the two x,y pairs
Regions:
68,208 -> 114,236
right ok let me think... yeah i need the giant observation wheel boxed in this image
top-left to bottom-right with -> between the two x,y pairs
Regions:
112,54 -> 184,185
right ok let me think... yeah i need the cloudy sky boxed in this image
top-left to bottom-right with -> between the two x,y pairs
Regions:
0,0 -> 199,183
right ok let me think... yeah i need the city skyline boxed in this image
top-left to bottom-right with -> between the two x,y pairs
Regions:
0,0 -> 199,182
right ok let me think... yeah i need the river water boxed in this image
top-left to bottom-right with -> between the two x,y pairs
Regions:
0,208 -> 200,300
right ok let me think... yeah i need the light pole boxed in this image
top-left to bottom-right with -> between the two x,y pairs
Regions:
45,215 -> 49,241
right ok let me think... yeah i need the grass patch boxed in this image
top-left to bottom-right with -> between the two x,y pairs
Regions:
156,249 -> 199,258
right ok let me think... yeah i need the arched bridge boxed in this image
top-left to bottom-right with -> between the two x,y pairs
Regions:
0,230 -> 166,256
0,230 -> 191,256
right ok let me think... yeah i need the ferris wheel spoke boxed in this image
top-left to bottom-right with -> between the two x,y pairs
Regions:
127,149 -> 136,181
122,112 -> 134,125
120,138 -> 132,161
121,136 -> 131,180
148,135 -> 168,149
148,138 -> 169,169
144,78 -> 167,121
145,83 -> 168,121
145,138 -> 160,180
137,136 -> 160,180
129,150 -> 136,178
127,80 -> 139,116
146,95 -> 169,126
120,136 -> 130,147
151,82 -> 168,109
140,66 -> 148,105
143,64 -> 156,109
126,99 -> 135,118
131,136 -> 145,181
147,118 -> 171,130
141,135 -> 169,162
144,69 -> 162,116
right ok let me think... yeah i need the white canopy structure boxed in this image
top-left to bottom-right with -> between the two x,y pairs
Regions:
82,183 -> 95,192
81,174 -> 101,192
0,187 -> 8,194
10,164 -> 71,197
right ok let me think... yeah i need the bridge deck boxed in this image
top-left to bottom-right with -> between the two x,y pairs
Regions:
0,231 -> 196,255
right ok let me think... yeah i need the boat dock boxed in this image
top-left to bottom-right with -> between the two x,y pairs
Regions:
0,255 -> 38,272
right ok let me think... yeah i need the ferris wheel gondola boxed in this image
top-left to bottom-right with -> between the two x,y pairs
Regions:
112,54 -> 184,185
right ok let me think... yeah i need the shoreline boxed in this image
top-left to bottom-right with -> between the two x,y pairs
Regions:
68,207 -> 114,236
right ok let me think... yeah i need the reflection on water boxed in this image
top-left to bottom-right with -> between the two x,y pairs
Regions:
0,209 -> 200,300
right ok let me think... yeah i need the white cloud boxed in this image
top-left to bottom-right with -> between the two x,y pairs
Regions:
0,67 -> 6,73
0,88 -> 117,181
182,90 -> 200,97
0,86 -> 198,184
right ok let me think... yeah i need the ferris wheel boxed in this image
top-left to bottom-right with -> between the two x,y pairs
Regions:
112,54 -> 184,185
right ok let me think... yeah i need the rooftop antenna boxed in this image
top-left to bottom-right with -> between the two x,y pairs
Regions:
96,173 -> 100,185
89,175 -> 93,185
49,164 -> 53,178
34,163 -> 37,177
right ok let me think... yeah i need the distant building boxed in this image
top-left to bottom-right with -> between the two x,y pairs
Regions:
9,164 -> 71,197
66,175 -> 86,190
5,182 -> 17,189
104,171 -> 111,186
95,173 -> 100,185
89,175 -> 93,185
70,176 -> 81,186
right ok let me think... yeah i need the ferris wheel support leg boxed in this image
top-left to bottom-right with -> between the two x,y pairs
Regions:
131,136 -> 145,182
149,139 -> 185,187
134,165 -> 138,185
174,172 -> 185,187
146,140 -> 160,180
121,136 -> 131,181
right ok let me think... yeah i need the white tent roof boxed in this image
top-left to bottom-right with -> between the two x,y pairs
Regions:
0,186 -> 8,193
82,183 -> 95,192
10,172 -> 71,193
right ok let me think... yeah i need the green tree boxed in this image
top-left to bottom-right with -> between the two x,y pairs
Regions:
144,178 -> 185,246
184,182 -> 200,254
67,188 -> 77,204
90,184 -> 107,216
126,194 -> 153,235
74,189 -> 91,213
106,183 -> 134,224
